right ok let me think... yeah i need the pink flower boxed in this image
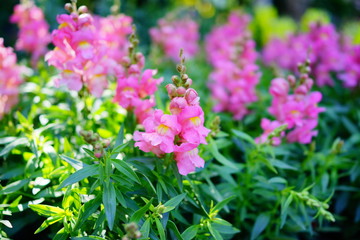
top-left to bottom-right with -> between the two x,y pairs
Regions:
46,7 -> 123,97
0,39 -> 23,119
134,110 -> 181,155
150,16 -> 199,62
257,74 -> 324,145
206,12 -> 259,120
255,119 -> 285,146
10,2 -> 50,66
174,148 -> 205,176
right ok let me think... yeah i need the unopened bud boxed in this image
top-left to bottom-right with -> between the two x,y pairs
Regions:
176,87 -> 186,96
102,139 -> 111,148
65,3 -> 72,12
184,78 -> 192,88
176,64 -> 186,73
78,5 -> 88,13
295,85 -> 308,95
181,74 -> 188,81
94,151 -> 102,158
287,75 -> 296,87
120,56 -> 131,67
184,88 -> 199,105
165,84 -> 177,98
135,231 -> 142,238
172,75 -> 181,86
128,64 -> 140,74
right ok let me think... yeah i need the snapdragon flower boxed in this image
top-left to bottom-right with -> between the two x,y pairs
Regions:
10,1 -> 50,66
150,15 -> 199,62
134,52 -> 210,175
0,39 -> 23,119
205,12 -> 260,120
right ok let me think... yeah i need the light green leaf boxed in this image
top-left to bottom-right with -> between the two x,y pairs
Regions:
207,221 -> 223,240
209,139 -> 239,169
140,218 -> 151,238
35,215 -> 63,234
0,179 -> 29,195
0,138 -> 28,157
29,204 -> 65,217
211,195 -> 236,214
60,155 -> 88,170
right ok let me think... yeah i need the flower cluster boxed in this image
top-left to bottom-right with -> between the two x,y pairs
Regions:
113,29 -> 163,123
134,52 -> 210,175
45,3 -> 121,97
10,1 -> 50,66
338,45 -> 360,88
149,16 -> 199,62
256,62 -> 325,145
205,12 -> 260,120
94,14 -> 133,63
0,38 -> 23,120
80,130 -> 110,158
263,23 -> 347,86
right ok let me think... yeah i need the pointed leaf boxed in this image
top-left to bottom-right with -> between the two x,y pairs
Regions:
103,181 -> 116,230
163,193 -> 186,213
57,164 -> 99,189
130,198 -> 153,223
251,213 -> 270,240
112,159 -> 140,184
181,225 -> 199,240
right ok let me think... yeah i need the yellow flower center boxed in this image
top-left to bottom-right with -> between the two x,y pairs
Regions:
190,116 -> 201,127
157,124 -> 169,135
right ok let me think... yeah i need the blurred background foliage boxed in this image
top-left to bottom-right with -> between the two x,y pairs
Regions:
1,0 -> 360,52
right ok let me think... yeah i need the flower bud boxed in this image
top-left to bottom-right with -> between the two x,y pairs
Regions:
94,151 -> 102,158
287,75 -> 296,87
295,85 -> 308,96
181,74 -> 188,81
304,78 -> 314,90
171,75 -> 181,86
64,3 -> 72,12
184,78 -> 192,88
78,5 -> 88,13
165,84 -> 177,98
176,87 -> 186,96
184,88 -> 199,105
120,56 -> 131,67
269,78 -> 289,98
128,64 -> 140,74
176,64 -> 185,73
102,139 -> 111,148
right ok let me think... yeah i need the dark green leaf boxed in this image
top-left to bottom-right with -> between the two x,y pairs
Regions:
168,220 -> 184,240
251,213 -> 270,240
112,159 -> 140,184
163,193 -> 186,213
74,195 -> 102,231
155,218 -> 166,240
57,164 -> 99,189
207,221 -> 223,240
103,181 -> 116,230
130,198 -> 153,223
181,225 -> 199,240
209,139 -> 239,169
140,218 -> 151,238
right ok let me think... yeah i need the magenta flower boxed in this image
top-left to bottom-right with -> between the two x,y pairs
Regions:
0,39 -> 23,119
149,16 -> 199,62
10,1 -> 50,66
255,119 -> 285,146
206,12 -> 259,120
134,55 -> 210,175
134,110 -> 181,155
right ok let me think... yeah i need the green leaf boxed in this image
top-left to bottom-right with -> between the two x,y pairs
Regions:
0,137 -> 28,157
212,219 -> 240,234
0,179 -> 29,195
74,195 -> 102,231
112,159 -> 140,184
130,198 -> 153,223
29,204 -> 64,217
270,159 -> 298,171
251,213 -> 270,240
207,221 -> 223,240
211,195 -> 236,214
167,220 -> 184,240
140,218 -> 151,238
71,236 -> 106,240
163,193 -> 186,213
155,218 -> 166,240
281,194 -> 293,229
111,124 -> 124,159
209,139 -> 239,170
103,181 -> 116,230
35,215 -> 63,234
53,228 -> 68,240
60,155 -> 88,170
181,225 -> 199,240
0,220 -> 12,228
57,164 -> 99,189
115,187 -> 127,208
232,130 -> 256,145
